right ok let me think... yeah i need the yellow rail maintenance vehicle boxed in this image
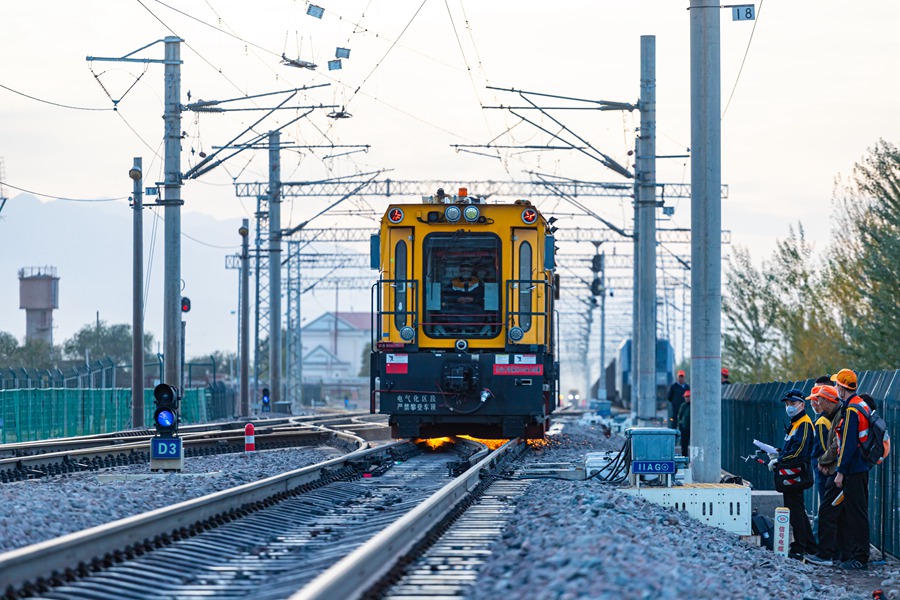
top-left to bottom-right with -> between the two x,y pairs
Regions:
370,187 -> 559,439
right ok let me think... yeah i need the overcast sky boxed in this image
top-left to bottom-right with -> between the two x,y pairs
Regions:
1,1 -> 898,375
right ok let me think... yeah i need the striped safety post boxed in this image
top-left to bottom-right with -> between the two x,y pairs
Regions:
244,423 -> 255,452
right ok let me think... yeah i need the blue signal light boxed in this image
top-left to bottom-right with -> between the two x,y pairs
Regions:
156,410 -> 176,428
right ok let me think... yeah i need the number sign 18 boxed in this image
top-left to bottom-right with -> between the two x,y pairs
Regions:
732,5 -> 755,21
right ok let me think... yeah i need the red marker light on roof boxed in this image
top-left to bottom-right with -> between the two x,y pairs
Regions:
388,208 -> 404,223
521,208 -> 538,224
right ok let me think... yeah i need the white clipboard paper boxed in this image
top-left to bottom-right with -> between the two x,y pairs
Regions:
753,439 -> 778,455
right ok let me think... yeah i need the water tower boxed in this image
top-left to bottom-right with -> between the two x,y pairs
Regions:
19,266 -> 59,345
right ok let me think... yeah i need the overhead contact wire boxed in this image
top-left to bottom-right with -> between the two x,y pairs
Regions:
0,83 -> 114,111
349,0 -> 429,100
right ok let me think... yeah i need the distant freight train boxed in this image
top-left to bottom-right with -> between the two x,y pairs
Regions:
604,338 -> 675,409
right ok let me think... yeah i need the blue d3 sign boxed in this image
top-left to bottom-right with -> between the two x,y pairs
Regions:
151,437 -> 183,460
631,460 -> 676,475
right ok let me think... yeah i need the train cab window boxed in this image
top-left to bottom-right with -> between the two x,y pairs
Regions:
394,240 -> 408,329
519,241 -> 533,332
423,233 -> 501,338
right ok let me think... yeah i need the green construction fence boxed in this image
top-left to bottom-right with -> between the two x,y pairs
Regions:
0,388 -> 212,443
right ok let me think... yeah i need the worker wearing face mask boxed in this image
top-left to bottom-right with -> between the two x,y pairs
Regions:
768,389 -> 817,560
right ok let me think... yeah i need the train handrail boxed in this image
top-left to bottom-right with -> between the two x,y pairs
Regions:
371,278 -> 419,346
504,277 -> 553,345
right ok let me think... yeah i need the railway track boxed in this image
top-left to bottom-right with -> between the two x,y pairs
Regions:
0,413 -> 386,483
0,435 -> 496,599
294,438 -> 529,600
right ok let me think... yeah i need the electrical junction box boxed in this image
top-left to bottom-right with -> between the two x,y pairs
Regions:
626,427 -> 676,462
619,483 -> 752,535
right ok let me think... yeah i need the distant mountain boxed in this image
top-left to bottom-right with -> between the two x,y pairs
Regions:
0,193 -> 243,357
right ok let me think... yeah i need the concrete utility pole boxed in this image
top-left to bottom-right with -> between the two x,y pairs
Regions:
130,158 -> 144,427
240,220 -> 250,417
689,1 -> 722,483
162,37 -> 183,390
598,251 -> 608,402
581,300 -> 594,407
86,36 -> 183,391
635,35 -> 658,425
268,131 -> 282,407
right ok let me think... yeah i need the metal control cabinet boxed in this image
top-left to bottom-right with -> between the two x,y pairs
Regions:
626,427 -> 676,461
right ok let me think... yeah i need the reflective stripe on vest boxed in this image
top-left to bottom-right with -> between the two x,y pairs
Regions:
837,396 -> 871,452
850,398 -> 871,444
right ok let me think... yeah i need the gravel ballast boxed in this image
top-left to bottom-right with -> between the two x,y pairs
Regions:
0,446 -> 340,554
470,422 -> 899,600
3,427 -> 896,599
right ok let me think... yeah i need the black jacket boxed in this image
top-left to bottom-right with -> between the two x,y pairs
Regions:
667,381 -> 689,419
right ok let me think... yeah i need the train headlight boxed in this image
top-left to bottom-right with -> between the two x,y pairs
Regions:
399,326 -> 415,341
508,326 -> 525,342
455,339 -> 468,352
463,205 -> 479,222
444,205 -> 461,223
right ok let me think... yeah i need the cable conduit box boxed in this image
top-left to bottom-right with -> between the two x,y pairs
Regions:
626,427 -> 676,461
620,483 -> 753,535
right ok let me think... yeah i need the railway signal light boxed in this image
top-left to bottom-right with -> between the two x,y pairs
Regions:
153,383 -> 179,437
261,387 -> 271,412
388,207 -> 404,223
521,208 -> 538,224
181,297 -> 191,313
591,278 -> 604,297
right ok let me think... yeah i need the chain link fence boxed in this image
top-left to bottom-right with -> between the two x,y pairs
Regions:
722,371 -> 899,557
0,387 -> 228,443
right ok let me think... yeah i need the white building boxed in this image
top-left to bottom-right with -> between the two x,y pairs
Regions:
301,312 -> 371,379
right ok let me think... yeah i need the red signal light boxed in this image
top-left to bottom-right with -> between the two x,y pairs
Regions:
521,208 -> 538,224
388,208 -> 404,223
181,297 -> 191,313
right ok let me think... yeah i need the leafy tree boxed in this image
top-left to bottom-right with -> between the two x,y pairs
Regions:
716,140 -> 900,382
767,225 -> 843,378
828,139 -> 900,369
0,332 -> 62,369
722,247 -> 778,382
0,331 -> 18,364
63,321 -> 153,366
14,339 -> 60,370
722,227 -> 842,383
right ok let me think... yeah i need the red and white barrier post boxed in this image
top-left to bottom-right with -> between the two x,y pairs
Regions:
244,423 -> 256,452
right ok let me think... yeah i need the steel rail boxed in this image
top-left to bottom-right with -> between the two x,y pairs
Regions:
0,412 -> 371,456
292,438 -> 523,600
0,412 -> 375,463
0,432 -> 400,593
0,428 -> 381,486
